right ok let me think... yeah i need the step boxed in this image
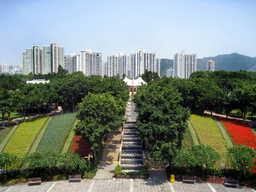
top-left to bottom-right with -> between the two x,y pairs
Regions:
121,159 -> 143,165
121,154 -> 143,159
122,146 -> 142,150
122,141 -> 142,146
122,150 -> 142,155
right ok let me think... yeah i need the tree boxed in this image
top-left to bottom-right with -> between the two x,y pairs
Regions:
231,84 -> 256,122
74,92 -> 126,165
199,79 -> 224,116
0,89 -> 10,127
58,75 -> 87,112
141,70 -> 160,82
133,82 -> 189,165
228,145 -> 256,177
172,78 -> 201,113
190,144 -> 220,173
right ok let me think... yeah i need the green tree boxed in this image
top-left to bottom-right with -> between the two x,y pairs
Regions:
133,82 -> 189,165
228,145 -> 256,177
199,79 -> 224,116
141,70 -> 160,82
0,152 -> 20,171
190,144 -> 220,173
0,89 -> 11,127
74,92 -> 126,165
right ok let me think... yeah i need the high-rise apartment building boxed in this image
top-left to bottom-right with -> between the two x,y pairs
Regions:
0,65 -> 2,74
206,60 -> 215,72
64,55 -> 72,73
23,48 -> 33,75
108,49 -> 160,79
22,43 -> 64,75
32,45 -> 41,74
42,45 -> 51,74
173,51 -> 197,79
166,68 -> 174,77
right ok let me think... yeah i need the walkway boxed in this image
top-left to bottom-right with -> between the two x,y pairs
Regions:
1,170 -> 255,192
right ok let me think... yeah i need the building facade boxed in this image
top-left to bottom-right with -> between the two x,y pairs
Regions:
173,51 -> 197,79
206,60 -> 215,72
22,43 -> 64,75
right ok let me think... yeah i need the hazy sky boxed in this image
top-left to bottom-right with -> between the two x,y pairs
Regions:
0,0 -> 255,66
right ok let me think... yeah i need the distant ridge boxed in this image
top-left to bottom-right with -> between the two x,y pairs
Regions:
160,53 -> 256,77
197,53 -> 256,71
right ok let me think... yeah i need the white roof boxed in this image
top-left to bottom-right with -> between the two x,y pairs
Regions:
123,77 -> 147,86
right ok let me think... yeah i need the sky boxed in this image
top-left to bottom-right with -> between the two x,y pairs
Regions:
0,0 -> 255,66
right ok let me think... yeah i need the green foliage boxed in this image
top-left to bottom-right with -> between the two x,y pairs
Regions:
228,145 -> 256,175
191,144 -> 221,170
37,113 -> 76,153
133,82 -> 189,164
141,70 -> 160,82
75,93 -> 125,154
114,165 -> 122,175
0,152 -> 20,170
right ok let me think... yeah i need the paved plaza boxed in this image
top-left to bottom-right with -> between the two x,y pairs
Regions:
0,166 -> 255,192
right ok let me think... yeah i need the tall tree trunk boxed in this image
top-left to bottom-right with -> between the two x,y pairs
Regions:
23,110 -> 26,122
37,108 -> 41,117
2,111 -> 5,127
243,110 -> 246,123
93,150 -> 97,165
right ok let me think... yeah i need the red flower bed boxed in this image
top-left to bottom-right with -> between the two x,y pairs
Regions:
220,118 -> 256,150
69,136 -> 93,157
220,118 -> 256,172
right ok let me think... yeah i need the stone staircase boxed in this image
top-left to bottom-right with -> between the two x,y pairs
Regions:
119,101 -> 145,172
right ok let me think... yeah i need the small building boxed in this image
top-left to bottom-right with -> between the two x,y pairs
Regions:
26,79 -> 50,84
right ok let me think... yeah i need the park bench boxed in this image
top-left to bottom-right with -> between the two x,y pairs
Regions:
182,175 -> 197,183
224,178 -> 239,188
28,177 -> 41,185
69,174 -> 82,182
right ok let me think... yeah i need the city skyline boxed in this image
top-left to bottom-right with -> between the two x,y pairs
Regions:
0,0 -> 256,66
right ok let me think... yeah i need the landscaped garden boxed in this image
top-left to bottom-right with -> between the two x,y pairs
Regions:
3,116 -> 49,158
220,118 -> 256,172
189,114 -> 228,155
37,113 -> 77,153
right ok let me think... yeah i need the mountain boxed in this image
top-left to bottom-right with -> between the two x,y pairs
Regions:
197,53 -> 256,71
160,59 -> 173,77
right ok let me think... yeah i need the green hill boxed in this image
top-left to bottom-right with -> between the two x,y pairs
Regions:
197,53 -> 256,71
160,59 -> 173,77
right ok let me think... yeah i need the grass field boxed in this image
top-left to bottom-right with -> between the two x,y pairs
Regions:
37,113 -> 77,153
3,116 -> 49,158
182,125 -> 194,149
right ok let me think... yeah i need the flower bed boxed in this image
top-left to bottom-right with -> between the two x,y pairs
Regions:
69,135 -> 92,157
190,115 -> 228,155
220,118 -> 256,172
220,118 -> 256,150
37,113 -> 76,153
3,116 -> 48,158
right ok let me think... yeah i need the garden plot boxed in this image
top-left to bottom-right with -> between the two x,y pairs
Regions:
189,115 -> 228,155
37,113 -> 76,153
3,116 -> 48,158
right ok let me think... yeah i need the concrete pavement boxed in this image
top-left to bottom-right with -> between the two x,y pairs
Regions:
1,169 -> 255,192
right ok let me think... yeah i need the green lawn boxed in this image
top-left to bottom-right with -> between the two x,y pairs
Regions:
182,124 -> 195,149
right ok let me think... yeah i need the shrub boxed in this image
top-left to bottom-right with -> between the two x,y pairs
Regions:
228,145 -> 256,176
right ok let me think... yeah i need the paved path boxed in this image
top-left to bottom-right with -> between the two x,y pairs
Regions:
1,169 -> 255,192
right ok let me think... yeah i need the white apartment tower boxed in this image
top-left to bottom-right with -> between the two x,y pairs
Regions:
22,43 -> 64,75
206,60 -> 215,72
174,51 -> 197,79
42,45 -> 51,74
32,45 -> 41,74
